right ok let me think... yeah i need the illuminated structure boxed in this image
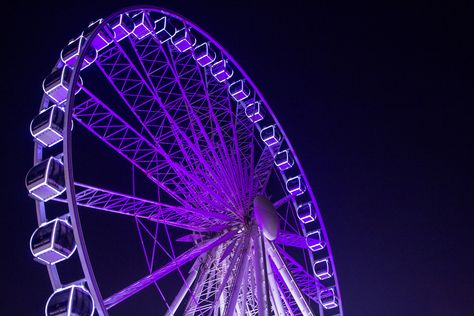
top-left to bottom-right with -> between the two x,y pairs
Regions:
27,6 -> 343,315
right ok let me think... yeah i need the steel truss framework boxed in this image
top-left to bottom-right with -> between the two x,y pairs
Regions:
30,5 -> 343,316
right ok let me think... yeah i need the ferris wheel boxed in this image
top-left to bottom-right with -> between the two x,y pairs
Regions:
26,5 -> 343,316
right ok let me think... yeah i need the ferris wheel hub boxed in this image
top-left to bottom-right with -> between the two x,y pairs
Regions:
253,195 -> 279,241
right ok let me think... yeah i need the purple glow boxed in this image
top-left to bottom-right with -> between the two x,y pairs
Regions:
229,80 -> 251,101
296,202 -> 316,223
42,66 -> 82,104
313,259 -> 333,280
286,175 -> 306,196
260,124 -> 282,146
110,14 -> 134,41
154,16 -> 176,43
319,288 -> 339,309
131,11 -> 153,39
45,285 -> 94,316
244,100 -> 264,123
193,42 -> 216,66
306,230 -> 325,251
274,149 -> 294,171
172,28 -> 196,52
29,218 -> 77,265
210,59 -> 233,82
30,6 -> 343,316
30,105 -> 64,147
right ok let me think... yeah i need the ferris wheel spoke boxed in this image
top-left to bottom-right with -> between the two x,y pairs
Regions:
273,193 -> 296,210
95,42 -> 238,213
163,40 -> 248,212
128,35 -> 242,212
165,255 -> 207,316
265,246 -> 287,316
104,230 -> 238,310
274,244 -> 327,307
203,233 -> 248,316
251,228 -> 270,316
184,254 -> 214,316
194,54 -> 247,210
73,88 -> 189,205
231,103 -> 256,210
74,88 -> 237,215
252,142 -> 282,198
275,231 -> 312,250
203,69 -> 252,208
276,202 -> 300,234
222,243 -> 250,316
266,240 -> 315,316
53,182 -> 230,232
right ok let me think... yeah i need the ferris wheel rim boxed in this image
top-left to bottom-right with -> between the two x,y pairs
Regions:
32,5 -> 344,315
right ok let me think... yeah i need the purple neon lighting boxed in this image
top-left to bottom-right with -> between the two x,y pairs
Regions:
104,230 -> 238,309
154,16 -> 176,43
53,183 -> 230,232
31,6 -> 343,316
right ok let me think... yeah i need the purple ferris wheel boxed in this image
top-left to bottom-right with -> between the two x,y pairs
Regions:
26,5 -> 343,316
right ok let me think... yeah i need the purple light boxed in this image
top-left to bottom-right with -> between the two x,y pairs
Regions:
42,66 -> 82,104
30,7 -> 344,315
45,285 -> 94,316
30,105 -> 64,147
154,16 -> 176,43
172,28 -> 196,52
296,202 -> 316,223
25,157 -> 66,201
244,101 -> 264,123
193,42 -> 216,67
210,60 -> 233,82
306,230 -> 325,251
313,258 -> 333,280
286,175 -> 306,196
274,149 -> 294,171
60,36 -> 97,70
109,14 -> 134,42
131,11 -> 153,39
319,288 -> 339,309
229,80 -> 251,101
82,19 -> 113,52
29,218 -> 77,265
260,124 -> 281,146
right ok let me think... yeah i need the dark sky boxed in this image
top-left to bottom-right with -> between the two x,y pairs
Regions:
2,0 -> 473,315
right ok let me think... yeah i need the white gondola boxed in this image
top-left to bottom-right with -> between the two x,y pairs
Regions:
296,202 -> 316,223
82,19 -> 113,52
131,11 -> 153,39
154,16 -> 176,43
210,60 -> 233,82
25,157 -> 65,201
274,149 -> 294,171
228,80 -> 251,101
286,175 -> 306,195
43,66 -> 82,104
193,42 -> 216,67
172,28 -> 196,52
260,124 -> 281,146
109,13 -> 134,42
30,105 -> 64,147
319,288 -> 339,309
306,229 -> 325,251
30,218 -> 76,265
60,36 -> 98,70
314,258 -> 333,280
45,285 -> 94,316
244,101 -> 264,123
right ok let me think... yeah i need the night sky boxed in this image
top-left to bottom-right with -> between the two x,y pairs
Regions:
2,0 -> 473,315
